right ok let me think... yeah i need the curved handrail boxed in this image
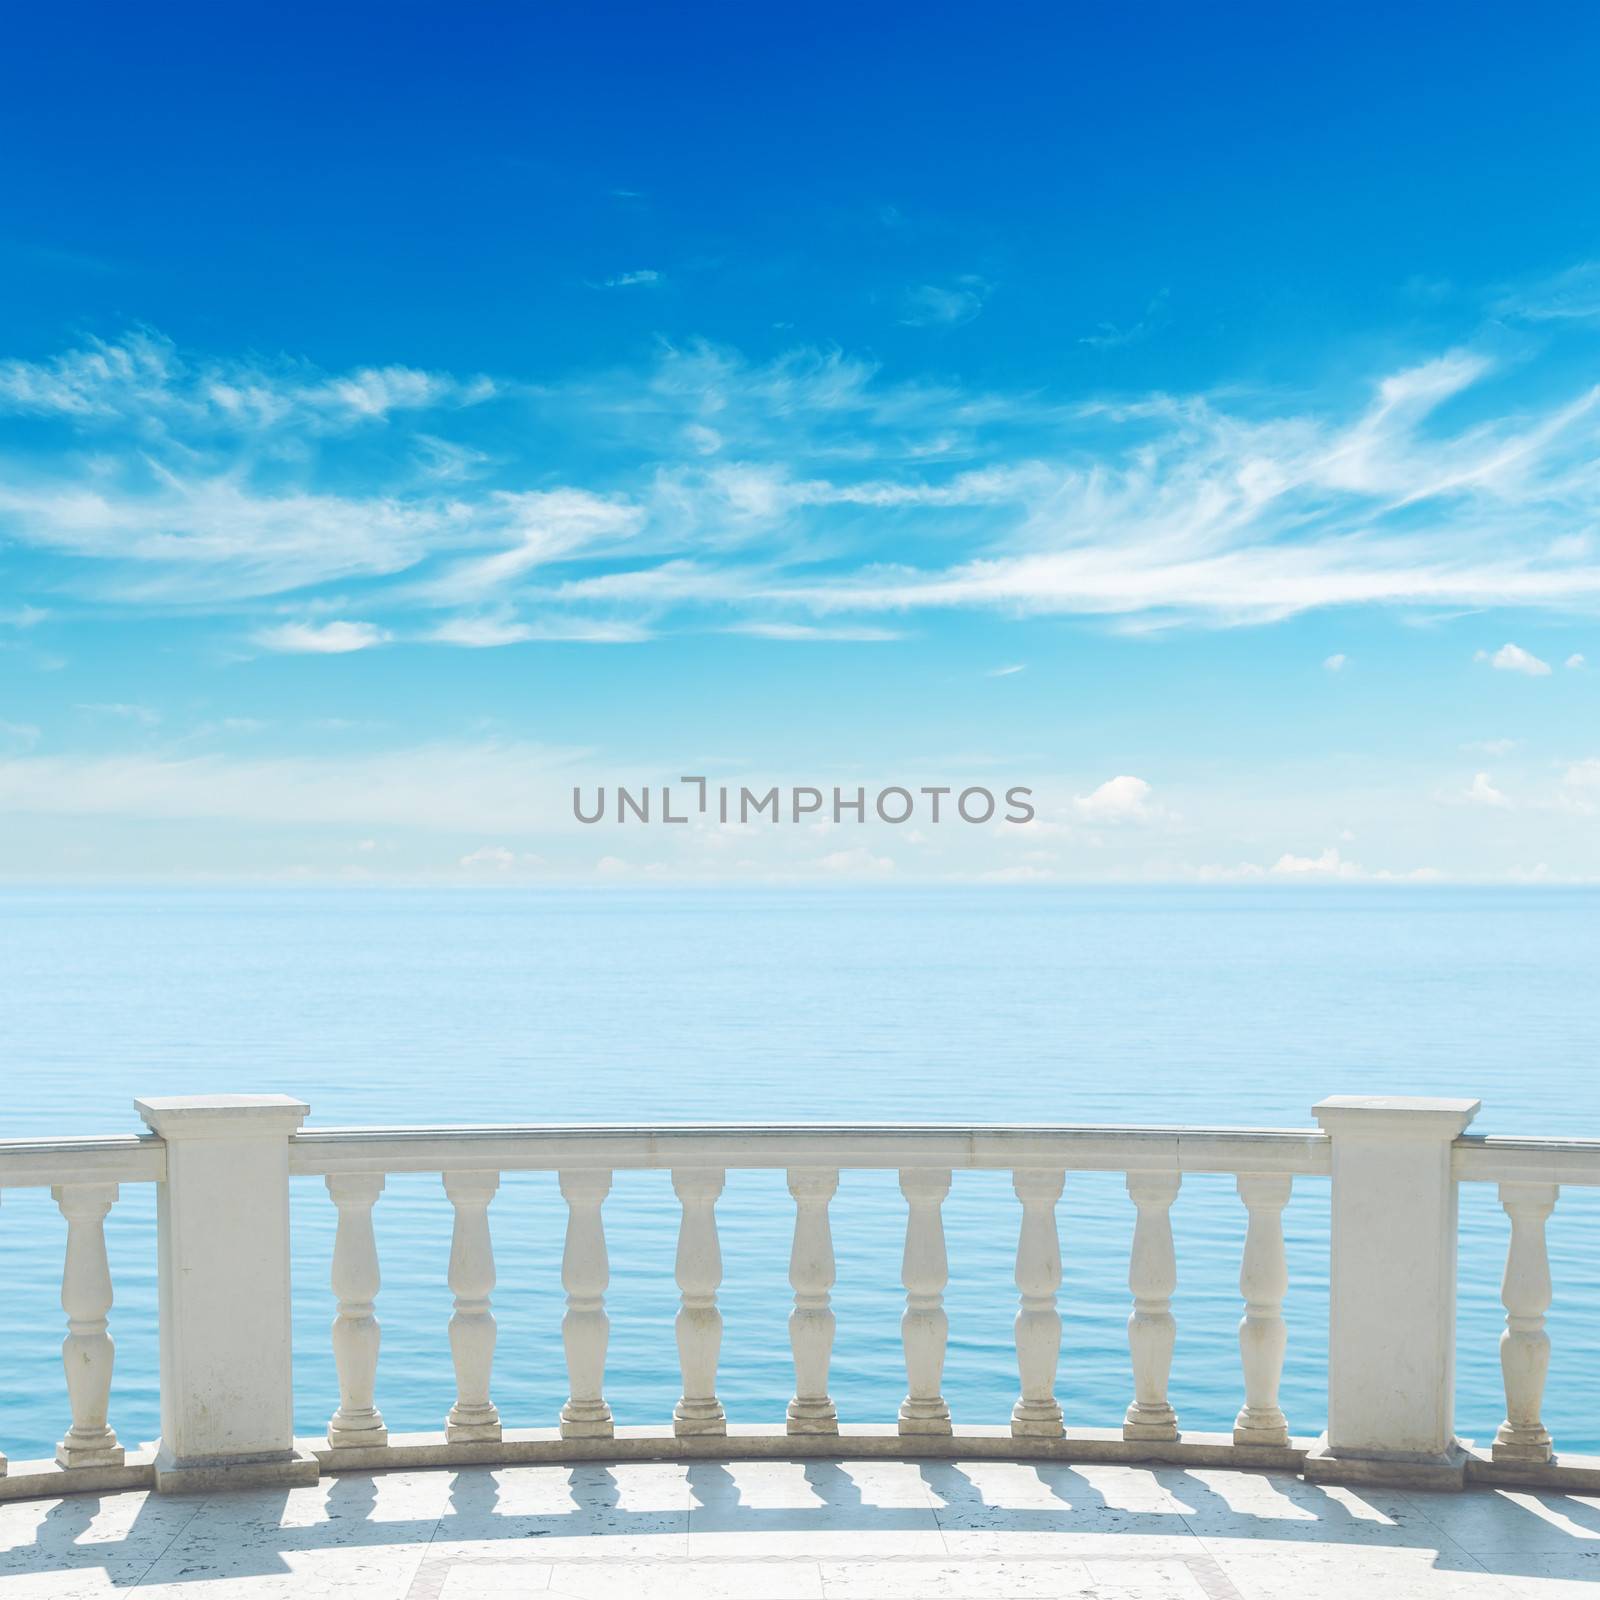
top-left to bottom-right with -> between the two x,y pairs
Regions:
287,1121 -> 1331,1176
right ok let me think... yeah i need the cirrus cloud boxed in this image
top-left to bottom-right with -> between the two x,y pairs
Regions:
6,320 -> 1600,647
255,620 -> 389,654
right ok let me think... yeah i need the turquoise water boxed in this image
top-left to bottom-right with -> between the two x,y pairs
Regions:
1,887 -> 1597,1462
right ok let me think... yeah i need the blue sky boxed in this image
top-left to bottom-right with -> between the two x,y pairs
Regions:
1,1 -> 1598,882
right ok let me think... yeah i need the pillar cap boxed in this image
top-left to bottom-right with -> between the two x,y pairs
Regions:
1312,1095 -> 1480,1139
136,1094 -> 309,1139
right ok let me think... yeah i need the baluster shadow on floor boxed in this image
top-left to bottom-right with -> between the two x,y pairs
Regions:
1,1463 -> 1598,1596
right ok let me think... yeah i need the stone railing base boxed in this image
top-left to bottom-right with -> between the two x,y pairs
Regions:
4,1426 -> 1599,1503
0,1447 -> 158,1503
1303,1437 -> 1469,1491
308,1423 -> 1310,1475
153,1447 -> 320,1495
1464,1444 -> 1600,1495
0,1445 -> 321,1502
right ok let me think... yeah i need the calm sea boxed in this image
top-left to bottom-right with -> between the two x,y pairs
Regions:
2,887 -> 1597,1461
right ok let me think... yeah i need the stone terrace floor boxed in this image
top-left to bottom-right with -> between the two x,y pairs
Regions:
4,1459 -> 1600,1599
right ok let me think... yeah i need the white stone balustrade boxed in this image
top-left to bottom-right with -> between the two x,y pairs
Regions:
326,1172 -> 386,1450
1494,1180 -> 1558,1464
1306,1096 -> 1481,1487
2,1094 -> 1598,1502
135,1095 -> 316,1493
443,1169 -> 501,1443
672,1166 -> 727,1437
786,1166 -> 839,1435
559,1168 -> 614,1439
1234,1172 -> 1291,1446
898,1165 -> 953,1435
52,1182 -> 123,1469
1011,1166 -> 1065,1438
1124,1170 -> 1181,1442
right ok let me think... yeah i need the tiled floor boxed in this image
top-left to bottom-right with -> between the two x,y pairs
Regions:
2,1460 -> 1598,1598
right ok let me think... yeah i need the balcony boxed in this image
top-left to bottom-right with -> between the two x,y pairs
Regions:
2,1094 -> 1598,1597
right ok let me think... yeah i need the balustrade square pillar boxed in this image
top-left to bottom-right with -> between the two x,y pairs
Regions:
1305,1094 -> 1479,1489
136,1094 -> 319,1493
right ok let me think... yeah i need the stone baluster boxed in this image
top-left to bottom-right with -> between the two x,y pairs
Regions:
898,1166 -> 953,1435
1123,1170 -> 1180,1442
443,1169 -> 501,1442
672,1168 -> 727,1436
1011,1167 -> 1065,1437
559,1168 -> 614,1439
1494,1180 -> 1559,1463
786,1167 -> 840,1434
52,1182 -> 124,1468
325,1172 -> 387,1449
1233,1173 -> 1291,1446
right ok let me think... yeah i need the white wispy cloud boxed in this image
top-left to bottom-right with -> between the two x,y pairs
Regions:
1080,288 -> 1171,350
765,357 -> 1600,624
1496,261 -> 1600,323
723,622 -> 901,642
1464,771 -> 1511,808
0,742 -> 586,832
1264,847 -> 1441,881
1269,846 -> 1364,878
255,620 -> 390,654
1477,642 -> 1552,677
594,339 -> 1027,465
458,844 -> 548,871
900,276 -> 991,328
0,331 -> 494,430
595,269 -> 661,289
1564,758 -> 1600,798
6,317 -> 1600,644
817,845 -> 895,876
430,613 -> 648,646
0,474 -> 463,600
411,434 -> 492,482
418,490 -> 646,603
1323,653 -> 1347,671
77,701 -> 160,725
430,614 -> 534,648
1074,775 -> 1156,823
547,560 -> 756,606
